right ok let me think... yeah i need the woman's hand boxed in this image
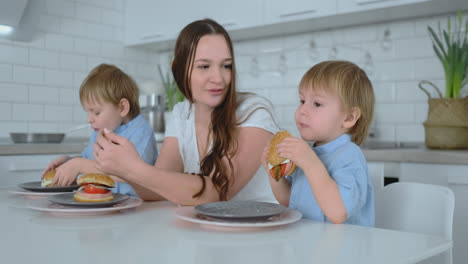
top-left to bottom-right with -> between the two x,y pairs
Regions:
42,155 -> 70,179
94,129 -> 142,178
276,137 -> 316,171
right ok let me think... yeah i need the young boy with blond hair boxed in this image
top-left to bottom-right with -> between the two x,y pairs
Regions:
263,60 -> 375,226
42,64 -> 157,196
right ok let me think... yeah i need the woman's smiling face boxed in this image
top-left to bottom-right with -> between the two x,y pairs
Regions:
190,34 -> 233,110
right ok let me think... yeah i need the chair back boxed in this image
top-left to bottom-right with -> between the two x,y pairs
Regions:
376,182 -> 454,264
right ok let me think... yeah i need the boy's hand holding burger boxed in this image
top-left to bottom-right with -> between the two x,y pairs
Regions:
262,131 -> 297,181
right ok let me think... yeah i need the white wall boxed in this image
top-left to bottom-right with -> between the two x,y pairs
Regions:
163,13 -> 458,144
0,0 -> 157,138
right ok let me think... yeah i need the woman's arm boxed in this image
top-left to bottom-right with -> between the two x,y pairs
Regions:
95,127 -> 273,204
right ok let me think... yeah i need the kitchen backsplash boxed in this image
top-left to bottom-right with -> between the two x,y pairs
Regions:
0,0 -> 158,138
0,0 -> 459,144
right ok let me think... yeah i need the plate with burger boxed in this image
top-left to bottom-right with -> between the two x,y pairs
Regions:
267,131 -> 297,182
48,173 -> 129,207
18,170 -> 80,193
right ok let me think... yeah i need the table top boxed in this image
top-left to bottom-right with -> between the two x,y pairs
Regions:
1,189 -> 452,264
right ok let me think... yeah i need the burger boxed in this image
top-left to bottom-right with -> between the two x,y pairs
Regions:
41,170 -> 56,187
267,131 -> 297,181
73,173 -> 115,202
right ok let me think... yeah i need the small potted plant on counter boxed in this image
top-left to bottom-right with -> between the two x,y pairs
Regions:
419,9 -> 468,149
158,55 -> 185,125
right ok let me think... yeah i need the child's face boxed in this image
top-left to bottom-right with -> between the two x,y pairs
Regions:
295,86 -> 349,146
190,34 -> 232,111
82,99 -> 125,132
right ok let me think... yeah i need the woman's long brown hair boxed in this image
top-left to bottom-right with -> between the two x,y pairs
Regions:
172,19 -> 238,201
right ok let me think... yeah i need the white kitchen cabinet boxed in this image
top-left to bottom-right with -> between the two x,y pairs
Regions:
125,0 -> 468,48
125,0 -> 263,47
264,0 -> 336,24
337,0 -> 430,14
398,163 -> 468,264
0,153 -> 78,188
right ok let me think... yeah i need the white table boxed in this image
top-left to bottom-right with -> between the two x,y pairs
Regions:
0,189 -> 452,264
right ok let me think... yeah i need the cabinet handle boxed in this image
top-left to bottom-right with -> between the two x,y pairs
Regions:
448,175 -> 468,185
141,33 -> 164,40
221,22 -> 237,28
279,9 -> 316,18
356,0 -> 394,5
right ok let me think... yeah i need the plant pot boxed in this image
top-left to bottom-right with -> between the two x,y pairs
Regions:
419,81 -> 468,149
423,123 -> 468,149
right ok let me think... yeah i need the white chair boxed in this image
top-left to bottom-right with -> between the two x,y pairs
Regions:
376,182 -> 455,264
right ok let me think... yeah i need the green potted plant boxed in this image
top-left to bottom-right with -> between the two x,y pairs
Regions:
419,9 -> 468,149
158,56 -> 185,112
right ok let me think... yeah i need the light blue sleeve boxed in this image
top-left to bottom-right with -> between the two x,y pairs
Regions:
80,132 -> 97,160
331,162 -> 367,219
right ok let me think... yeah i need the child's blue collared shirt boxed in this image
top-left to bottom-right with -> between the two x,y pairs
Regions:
81,114 -> 158,196
286,134 -> 375,226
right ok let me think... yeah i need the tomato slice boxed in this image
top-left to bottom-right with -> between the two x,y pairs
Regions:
84,184 -> 110,194
280,163 -> 287,176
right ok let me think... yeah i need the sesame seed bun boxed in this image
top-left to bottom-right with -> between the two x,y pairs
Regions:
77,173 -> 115,188
267,131 -> 291,166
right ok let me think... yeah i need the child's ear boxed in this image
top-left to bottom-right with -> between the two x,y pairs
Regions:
343,107 -> 361,129
119,98 -> 130,117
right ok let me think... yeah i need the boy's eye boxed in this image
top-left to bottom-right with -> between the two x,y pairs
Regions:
299,100 -> 305,104
313,102 -> 322,107
95,112 -> 100,115
223,64 -> 232,69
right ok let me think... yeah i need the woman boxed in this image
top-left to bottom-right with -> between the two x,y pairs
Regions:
94,19 -> 279,205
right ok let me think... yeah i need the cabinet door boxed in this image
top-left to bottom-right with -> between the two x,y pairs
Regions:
190,0 -> 264,31
264,0 -> 337,24
337,0 -> 429,14
125,0 -> 197,46
125,0 -> 263,46
0,154 -> 78,187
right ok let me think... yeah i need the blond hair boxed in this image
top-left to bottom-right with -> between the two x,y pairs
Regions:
299,60 -> 375,145
79,64 -> 140,119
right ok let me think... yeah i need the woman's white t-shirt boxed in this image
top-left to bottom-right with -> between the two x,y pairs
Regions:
165,94 -> 279,202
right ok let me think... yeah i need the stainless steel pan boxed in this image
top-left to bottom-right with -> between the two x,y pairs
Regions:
10,133 -> 65,143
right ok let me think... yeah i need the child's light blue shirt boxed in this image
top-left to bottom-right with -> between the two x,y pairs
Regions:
81,114 -> 158,196
286,134 -> 375,227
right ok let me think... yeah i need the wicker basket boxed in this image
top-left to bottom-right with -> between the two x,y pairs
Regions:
419,81 -> 468,149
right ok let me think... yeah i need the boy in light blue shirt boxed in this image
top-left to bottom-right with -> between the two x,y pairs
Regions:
42,64 -> 157,196
263,60 -> 375,226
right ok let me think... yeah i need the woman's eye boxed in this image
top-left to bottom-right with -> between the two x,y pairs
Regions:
223,64 -> 232,69
198,65 -> 209,69
95,112 -> 100,116
299,100 -> 305,104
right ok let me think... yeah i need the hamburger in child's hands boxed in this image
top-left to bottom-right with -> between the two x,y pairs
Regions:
267,131 -> 297,181
74,173 -> 115,202
41,170 -> 56,187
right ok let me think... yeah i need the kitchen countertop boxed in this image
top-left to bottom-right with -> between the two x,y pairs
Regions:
2,137 -> 468,165
2,189 -> 451,264
0,137 -> 88,155
363,147 -> 468,165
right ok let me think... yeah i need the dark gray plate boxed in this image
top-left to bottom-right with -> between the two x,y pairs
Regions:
194,201 -> 287,220
48,193 -> 129,208
19,181 -> 79,193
